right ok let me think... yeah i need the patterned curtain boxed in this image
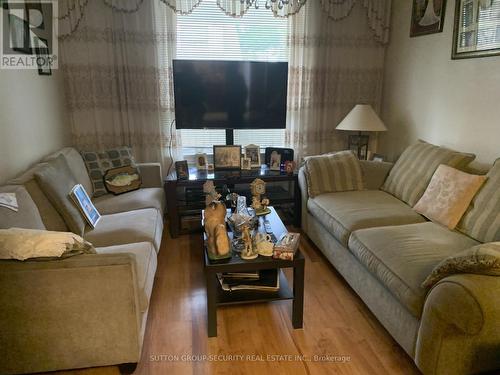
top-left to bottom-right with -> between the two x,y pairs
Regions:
285,0 -> 387,162
59,0 -> 180,175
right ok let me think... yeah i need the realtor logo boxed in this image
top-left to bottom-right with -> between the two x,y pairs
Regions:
1,0 -> 58,71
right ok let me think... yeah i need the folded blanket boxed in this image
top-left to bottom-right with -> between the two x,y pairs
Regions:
0,228 -> 96,261
422,242 -> 500,288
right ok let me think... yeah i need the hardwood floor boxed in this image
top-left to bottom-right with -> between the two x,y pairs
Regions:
54,229 -> 420,375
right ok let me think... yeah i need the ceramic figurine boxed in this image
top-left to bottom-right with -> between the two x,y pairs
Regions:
204,201 -> 230,257
240,222 -> 257,260
254,232 -> 274,257
250,178 -> 271,216
203,180 -> 221,206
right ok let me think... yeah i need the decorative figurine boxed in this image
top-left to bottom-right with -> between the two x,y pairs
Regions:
240,222 -> 257,260
254,232 -> 274,257
203,180 -> 221,206
204,201 -> 230,258
250,178 -> 271,216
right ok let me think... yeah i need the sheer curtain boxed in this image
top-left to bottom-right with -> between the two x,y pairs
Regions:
286,1 -> 387,162
59,0 -> 180,175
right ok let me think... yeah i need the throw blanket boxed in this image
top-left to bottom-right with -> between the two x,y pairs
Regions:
0,228 -> 96,261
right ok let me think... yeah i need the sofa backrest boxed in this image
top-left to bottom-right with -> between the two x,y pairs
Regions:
43,147 -> 93,195
8,163 -> 69,232
0,185 -> 46,230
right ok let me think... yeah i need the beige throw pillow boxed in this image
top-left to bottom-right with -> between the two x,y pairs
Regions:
35,155 -> 87,236
414,165 -> 486,230
304,150 -> 364,198
422,242 -> 500,288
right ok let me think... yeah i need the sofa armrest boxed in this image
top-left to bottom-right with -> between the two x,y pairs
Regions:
137,162 -> 162,188
0,254 -> 142,374
298,167 -> 309,232
359,160 -> 394,190
416,274 -> 500,375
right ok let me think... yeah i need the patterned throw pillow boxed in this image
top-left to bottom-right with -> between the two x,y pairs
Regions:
81,147 -> 136,197
413,165 -> 487,230
381,140 -> 475,207
304,150 -> 364,198
457,158 -> 500,243
422,242 -> 500,288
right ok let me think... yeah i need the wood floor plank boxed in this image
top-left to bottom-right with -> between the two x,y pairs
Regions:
48,228 -> 420,375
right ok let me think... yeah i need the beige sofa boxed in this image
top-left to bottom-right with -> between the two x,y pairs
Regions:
299,157 -> 500,375
0,147 -> 165,374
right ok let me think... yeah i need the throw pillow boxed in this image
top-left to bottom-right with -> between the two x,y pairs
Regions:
457,158 -> 500,243
0,228 -> 96,261
413,165 -> 487,229
422,242 -> 500,288
104,165 -> 142,195
34,155 -> 87,236
381,140 -> 475,207
0,185 -> 45,230
81,147 -> 136,197
304,150 -> 364,198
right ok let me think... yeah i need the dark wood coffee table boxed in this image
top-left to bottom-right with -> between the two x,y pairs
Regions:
203,207 -> 305,337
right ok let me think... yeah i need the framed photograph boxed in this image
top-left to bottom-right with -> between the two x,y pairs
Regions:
452,0 -> 500,59
269,151 -> 281,171
241,157 -> 251,170
175,160 -> 189,180
195,153 -> 208,170
244,144 -> 261,168
33,37 -> 51,75
213,145 -> 241,170
410,0 -> 447,37
70,184 -> 101,228
264,147 -> 294,167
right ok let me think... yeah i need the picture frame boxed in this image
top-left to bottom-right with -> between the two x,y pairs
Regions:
244,144 -> 261,168
452,0 -> 500,59
269,151 -> 281,171
70,184 -> 101,228
175,160 -> 189,180
33,37 -> 51,75
264,147 -> 294,167
195,153 -> 208,170
410,0 -> 447,37
213,145 -> 241,170
241,157 -> 251,170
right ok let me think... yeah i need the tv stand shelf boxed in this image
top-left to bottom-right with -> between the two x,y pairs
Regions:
164,167 -> 301,238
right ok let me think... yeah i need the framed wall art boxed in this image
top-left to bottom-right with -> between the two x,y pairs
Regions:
410,0 -> 447,37
452,0 -> 500,59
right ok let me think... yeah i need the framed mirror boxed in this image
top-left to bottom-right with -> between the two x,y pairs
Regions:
452,0 -> 500,59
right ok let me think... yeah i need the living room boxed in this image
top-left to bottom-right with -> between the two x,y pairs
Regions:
0,0 -> 499,374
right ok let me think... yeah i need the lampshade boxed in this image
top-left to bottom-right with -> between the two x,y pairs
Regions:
336,104 -> 387,132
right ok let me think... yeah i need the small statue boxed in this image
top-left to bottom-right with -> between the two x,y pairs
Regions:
250,178 -> 271,216
203,180 -> 221,206
204,201 -> 230,257
240,222 -> 257,260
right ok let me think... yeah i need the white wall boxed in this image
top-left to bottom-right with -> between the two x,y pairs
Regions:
380,0 -> 500,165
0,69 -> 70,184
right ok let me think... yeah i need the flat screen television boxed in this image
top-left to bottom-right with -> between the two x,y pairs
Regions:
172,60 -> 288,130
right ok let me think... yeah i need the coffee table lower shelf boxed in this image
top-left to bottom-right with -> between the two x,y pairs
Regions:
216,270 -> 294,306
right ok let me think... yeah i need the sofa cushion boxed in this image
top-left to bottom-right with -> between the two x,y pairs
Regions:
414,165 -> 486,230
0,186 -> 45,230
348,222 -> 480,318
85,208 -> 163,253
34,155 -> 87,236
93,188 -> 165,216
304,150 -> 364,198
457,158 -> 500,243
307,190 -> 426,246
81,147 -> 136,198
8,164 -> 68,232
381,140 -> 475,207
44,147 -> 93,197
96,242 -> 157,312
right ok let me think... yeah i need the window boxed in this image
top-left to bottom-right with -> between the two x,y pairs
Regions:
176,0 -> 288,154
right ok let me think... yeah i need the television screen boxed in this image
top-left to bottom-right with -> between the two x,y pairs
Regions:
173,60 -> 288,129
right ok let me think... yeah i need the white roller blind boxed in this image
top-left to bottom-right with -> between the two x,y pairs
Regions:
176,0 -> 287,152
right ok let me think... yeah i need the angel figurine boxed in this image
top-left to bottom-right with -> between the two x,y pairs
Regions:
203,180 -> 221,206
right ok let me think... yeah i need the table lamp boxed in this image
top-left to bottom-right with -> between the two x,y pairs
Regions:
336,104 -> 387,160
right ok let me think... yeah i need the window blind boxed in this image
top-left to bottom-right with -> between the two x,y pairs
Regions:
176,0 -> 288,151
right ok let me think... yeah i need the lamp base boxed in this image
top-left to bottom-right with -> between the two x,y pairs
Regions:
348,133 -> 369,160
